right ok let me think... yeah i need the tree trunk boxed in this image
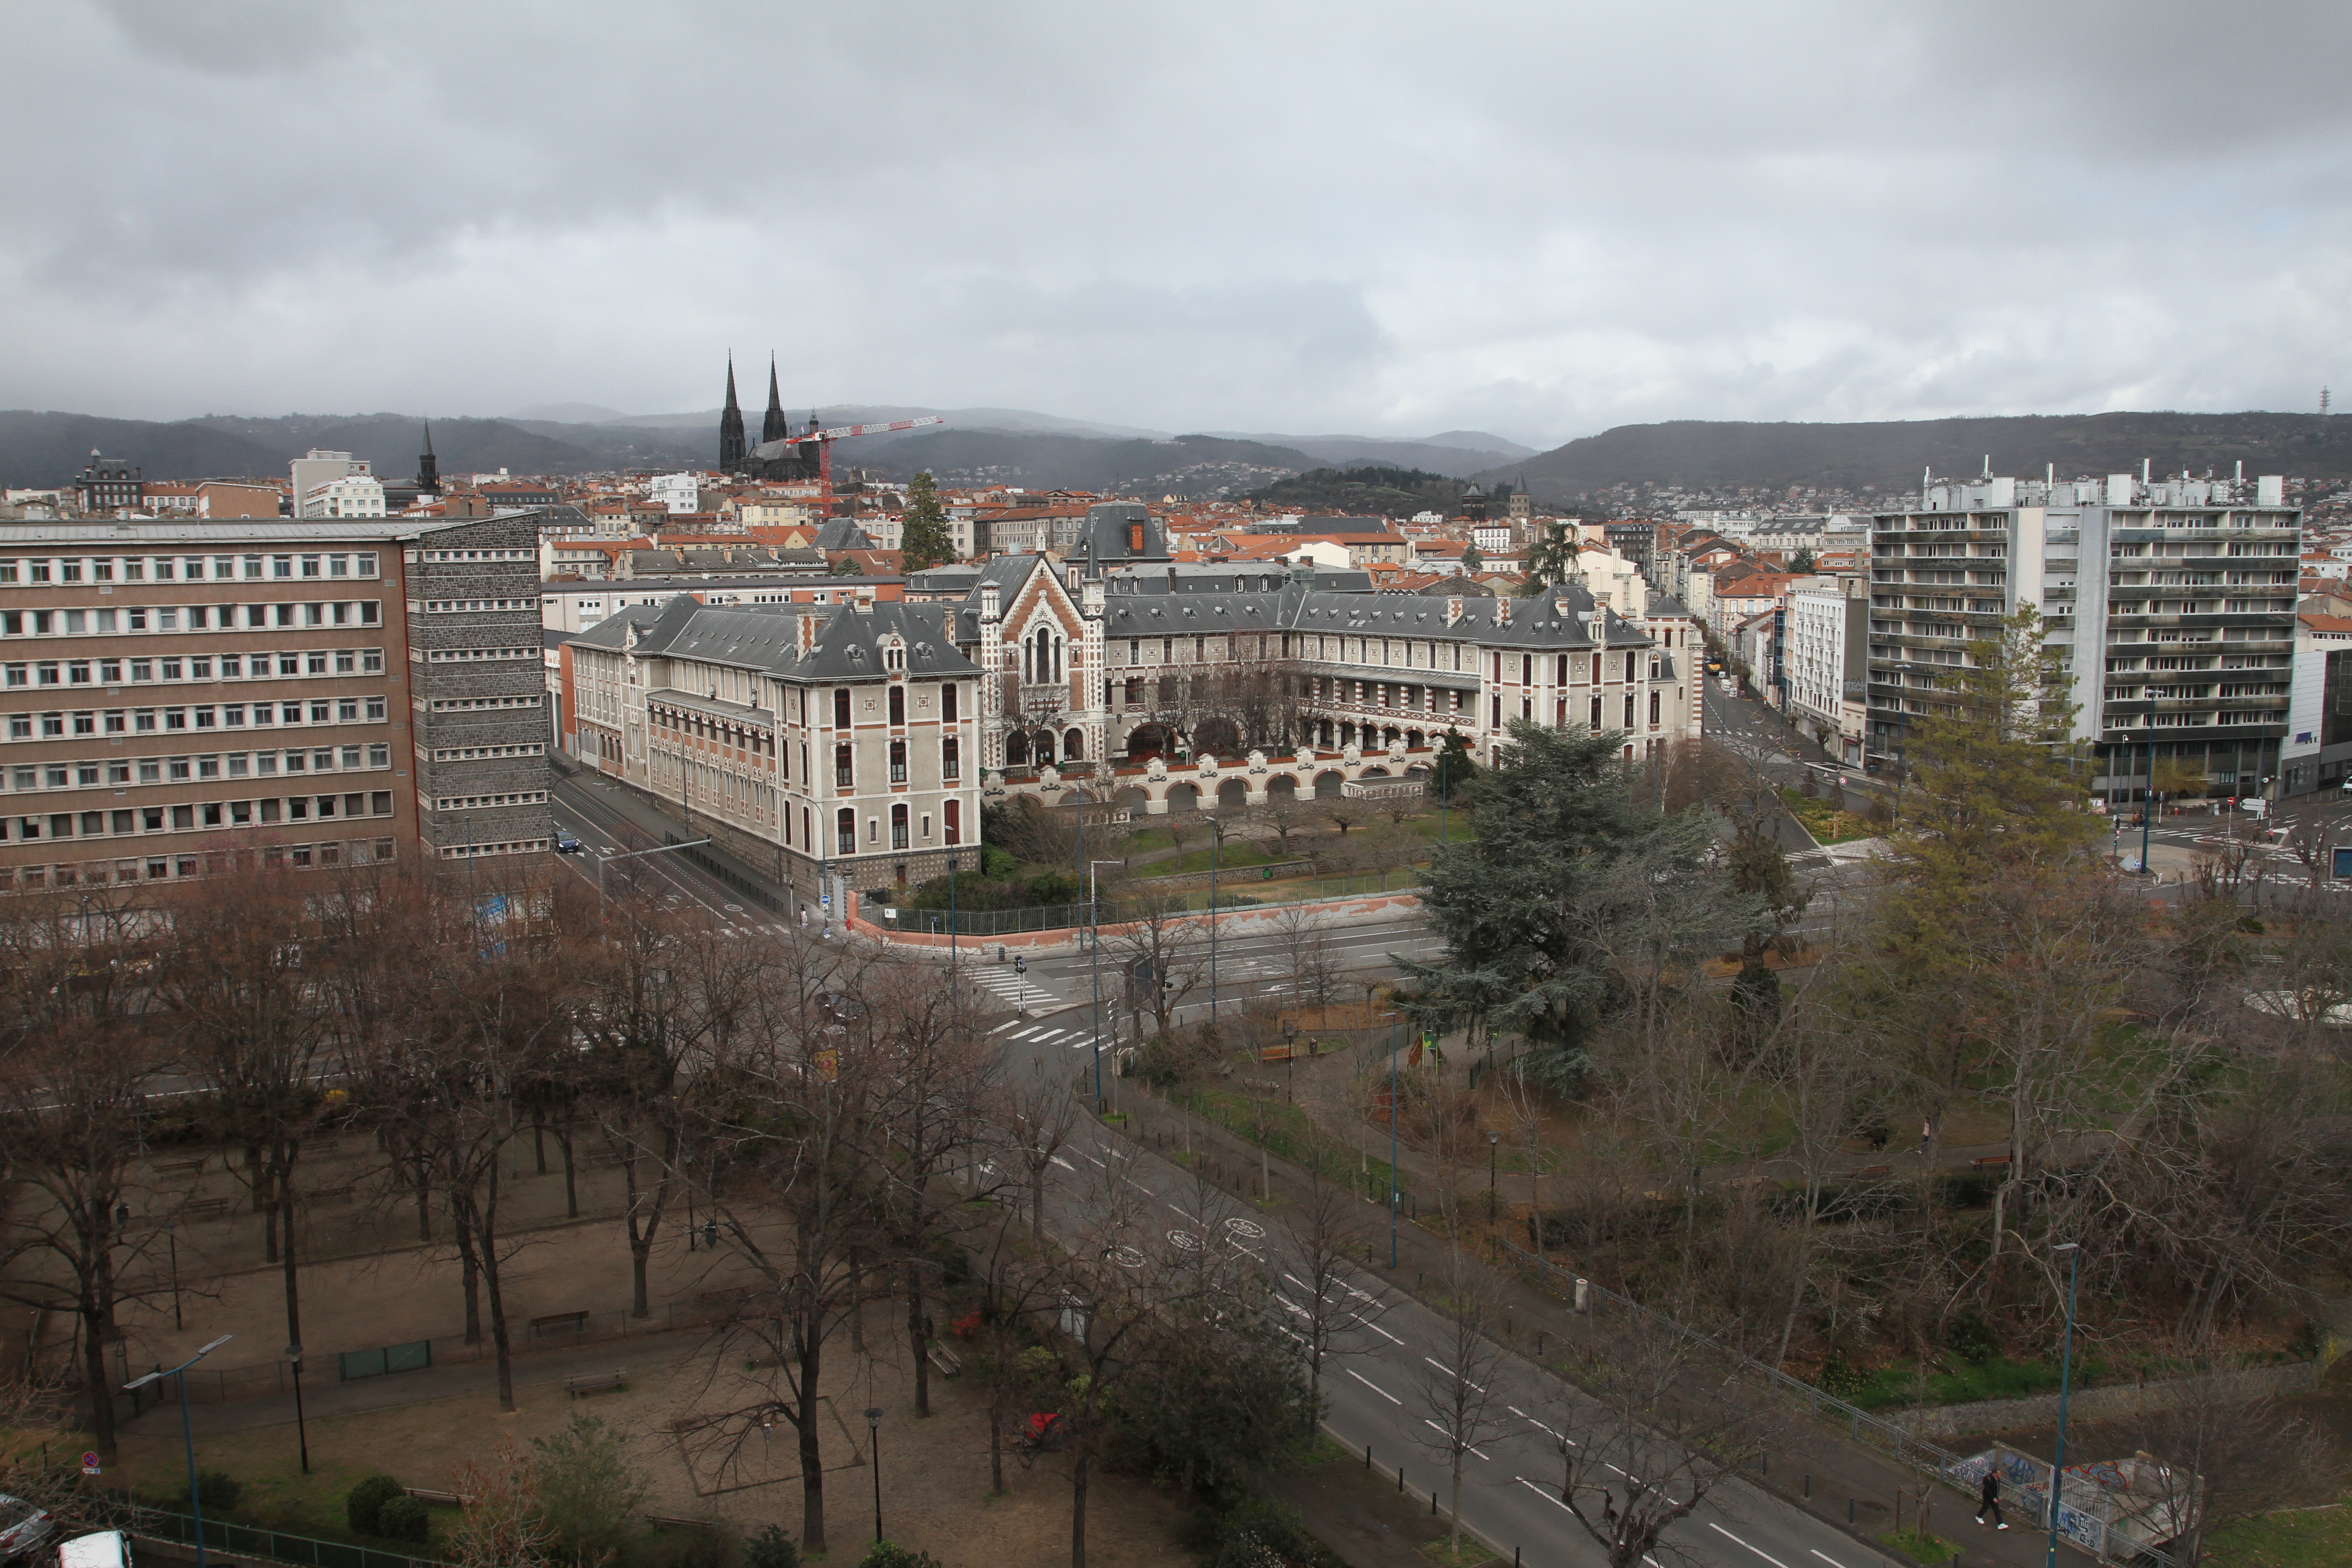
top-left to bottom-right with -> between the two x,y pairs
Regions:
413,1145 -> 433,1242
906,1259 -> 930,1417
1069,1439 -> 1091,1568
253,1145 -> 278,1264
532,1104 -> 548,1175
81,1289 -> 118,1461
456,1218 -> 483,1346
1450,1449 -> 1466,1556
557,1114 -> 578,1219
279,1157 -> 304,1352
797,1335 -> 828,1553
480,1162 -> 517,1412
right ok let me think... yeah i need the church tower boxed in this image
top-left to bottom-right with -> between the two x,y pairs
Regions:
762,355 -> 789,446
415,420 -> 438,494
718,356 -> 747,471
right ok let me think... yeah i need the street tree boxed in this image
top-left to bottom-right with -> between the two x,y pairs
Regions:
1411,1250 -> 1515,1562
1103,897 -> 1207,1042
899,470 -> 955,572
1278,1170 -> 1392,1415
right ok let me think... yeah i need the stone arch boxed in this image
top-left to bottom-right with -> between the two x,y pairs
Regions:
1358,765 -> 1390,779
1216,778 -> 1248,809
1127,722 -> 1174,760
1406,729 -> 1424,750
1381,726 -> 1401,748
1035,729 -> 1057,767
1005,730 -> 1030,767
1264,773 -> 1298,801
1313,769 -> 1346,799
1165,781 -> 1199,813
1063,727 -> 1084,762
1113,784 -> 1151,812
1194,715 -> 1240,759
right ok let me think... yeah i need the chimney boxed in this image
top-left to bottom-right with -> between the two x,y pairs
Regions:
1494,598 -> 1510,625
853,589 -> 874,613
980,583 -> 1001,625
796,608 -> 819,652
1167,566 -> 1178,594
1130,523 -> 1144,552
1445,597 -> 1463,625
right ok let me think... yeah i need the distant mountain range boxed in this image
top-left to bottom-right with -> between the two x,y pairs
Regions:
1484,412 -> 2352,503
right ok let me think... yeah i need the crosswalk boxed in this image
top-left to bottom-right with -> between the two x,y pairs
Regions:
958,963 -> 1064,1011
1000,1020 -> 1114,1052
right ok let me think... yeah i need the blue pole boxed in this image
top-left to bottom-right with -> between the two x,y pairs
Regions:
948,853 -> 957,1012
1208,821 -> 1220,1020
177,1370 -> 209,1568
2141,738 -> 2152,874
2046,1243 -> 2081,1568
1388,1013 -> 1401,1268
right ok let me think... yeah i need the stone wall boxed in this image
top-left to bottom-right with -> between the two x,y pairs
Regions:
1887,1359 -> 2318,1441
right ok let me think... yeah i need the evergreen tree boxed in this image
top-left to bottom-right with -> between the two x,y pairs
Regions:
899,470 -> 955,572
1398,722 -> 1759,1088
1460,544 -> 1484,573
1523,522 -> 1575,589
1789,546 -> 1817,572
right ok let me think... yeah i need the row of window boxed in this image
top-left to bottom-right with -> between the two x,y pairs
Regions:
420,598 -> 535,613
3,792 -> 397,840
429,744 -> 544,761
2,602 -> 383,637
830,738 -> 959,787
423,790 -> 549,811
419,549 -> 532,562
0,553 -> 379,585
0,838 -> 397,890
423,647 -> 535,663
6,648 -> 385,686
436,838 -> 549,860
10,746 -> 393,789
424,695 -> 543,712
789,800 -> 962,856
5,697 -> 389,740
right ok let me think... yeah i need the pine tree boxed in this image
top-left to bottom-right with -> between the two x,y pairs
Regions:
1460,544 -> 1484,573
900,470 -> 955,571
1789,546 -> 1816,572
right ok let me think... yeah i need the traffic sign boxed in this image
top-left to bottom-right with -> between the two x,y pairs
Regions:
80,1450 -> 99,1476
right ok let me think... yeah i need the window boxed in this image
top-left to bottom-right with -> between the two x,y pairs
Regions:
891,803 -> 909,849
945,798 -> 961,845
942,736 -> 959,780
889,739 -> 906,783
834,744 -> 854,788
836,808 -> 856,855
833,687 -> 852,728
941,682 -> 957,722
888,686 -> 905,725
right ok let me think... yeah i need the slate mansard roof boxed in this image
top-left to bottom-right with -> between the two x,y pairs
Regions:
567,598 -> 979,686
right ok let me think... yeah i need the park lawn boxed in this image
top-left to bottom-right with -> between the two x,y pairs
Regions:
1838,1352 -> 2109,1410
1779,788 -> 1875,845
1151,839 -> 1289,875
2207,1503 -> 2352,1567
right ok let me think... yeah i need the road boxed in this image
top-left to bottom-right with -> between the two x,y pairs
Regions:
550,770 -> 801,935
1028,1079 -> 1906,1568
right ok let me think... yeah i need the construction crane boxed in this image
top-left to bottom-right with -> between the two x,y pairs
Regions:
776,414 -> 946,499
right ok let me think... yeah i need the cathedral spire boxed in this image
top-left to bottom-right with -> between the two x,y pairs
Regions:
718,354 -> 746,471
416,419 -> 438,493
762,353 -> 789,446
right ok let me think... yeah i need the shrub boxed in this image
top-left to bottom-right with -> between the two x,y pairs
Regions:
530,1414 -> 653,1566
375,1496 -> 431,1544
1943,1312 -> 2000,1364
744,1524 -> 801,1568
856,1543 -> 943,1568
657,1523 -> 740,1568
1216,1498 -> 1315,1566
345,1475 -> 405,1536
180,1472 -> 242,1514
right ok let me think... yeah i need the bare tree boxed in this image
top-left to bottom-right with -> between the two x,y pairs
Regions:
1004,1062 -> 1084,1240
2124,1364 -> 2346,1566
1268,902 -> 1341,1021
1103,897 -> 1208,1041
1411,1248 -> 1516,1561
1278,1170 -> 1392,1415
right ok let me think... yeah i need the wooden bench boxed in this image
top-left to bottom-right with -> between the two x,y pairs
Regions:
402,1487 -> 472,1507
565,1369 -> 626,1398
304,1183 -> 356,1204
156,1157 -> 207,1178
180,1196 -> 231,1220
644,1514 -> 715,1533
926,1341 -> 963,1379
1971,1154 -> 2013,1169
1849,1164 -> 1893,1178
529,1310 -> 591,1340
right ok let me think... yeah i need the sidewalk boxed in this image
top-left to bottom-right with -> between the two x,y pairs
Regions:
1113,1084 -> 2094,1568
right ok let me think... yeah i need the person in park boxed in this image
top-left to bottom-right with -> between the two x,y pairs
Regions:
1977,1467 -> 2007,1529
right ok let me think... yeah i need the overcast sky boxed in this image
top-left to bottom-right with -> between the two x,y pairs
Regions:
6,1 -> 2348,447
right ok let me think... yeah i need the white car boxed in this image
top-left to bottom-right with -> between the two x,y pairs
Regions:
0,1496 -> 54,1565
57,1533 -> 131,1568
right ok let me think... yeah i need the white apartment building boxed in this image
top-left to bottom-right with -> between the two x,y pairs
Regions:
291,451 -> 372,517
1869,470 -> 2300,800
303,474 -> 386,519
1784,574 -> 1870,764
647,473 -> 700,514
2277,610 -> 2352,798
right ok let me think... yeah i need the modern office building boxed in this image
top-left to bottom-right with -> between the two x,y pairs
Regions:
0,512 -> 549,889
1784,574 -> 1870,764
1867,470 -> 2300,799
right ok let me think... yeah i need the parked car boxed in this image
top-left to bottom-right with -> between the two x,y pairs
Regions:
554,830 -> 583,854
56,1535 -> 130,1568
0,1496 -> 55,1565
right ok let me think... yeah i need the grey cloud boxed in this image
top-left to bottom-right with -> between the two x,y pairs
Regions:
3,1 -> 2347,445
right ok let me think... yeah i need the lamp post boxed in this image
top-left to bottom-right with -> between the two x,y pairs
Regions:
1385,1011 -> 1401,1268
1487,1129 -> 1501,1222
947,852 -> 958,1011
125,1334 -> 233,1568
164,1218 -> 182,1331
597,837 -> 712,925
1089,858 -> 1123,1106
285,1342 -> 310,1475
1204,813 -> 1229,1020
2046,1241 -> 2082,1568
864,1406 -> 885,1542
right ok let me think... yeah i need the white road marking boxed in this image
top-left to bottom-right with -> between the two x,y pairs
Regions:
1344,1367 -> 1401,1405
1049,1155 -> 1075,1171
1507,1405 -> 1566,1442
1809,1552 -> 1851,1568
1424,1357 -> 1487,1392
1422,1420 -> 1490,1460
1709,1522 -> 1793,1568
1008,1028 -> 1043,1041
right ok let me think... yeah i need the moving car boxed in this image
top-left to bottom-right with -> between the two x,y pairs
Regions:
554,830 -> 584,854
0,1496 -> 54,1565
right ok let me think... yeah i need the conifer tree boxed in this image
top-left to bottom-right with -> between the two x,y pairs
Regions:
899,470 -> 955,571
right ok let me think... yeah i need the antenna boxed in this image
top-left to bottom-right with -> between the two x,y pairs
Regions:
2236,460 -> 2244,482
1982,454 -> 1991,478
2325,386 -> 2333,416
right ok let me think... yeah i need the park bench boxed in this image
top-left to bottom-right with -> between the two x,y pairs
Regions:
565,1369 -> 626,1398
1849,1164 -> 1893,1178
180,1196 -> 231,1220
1971,1153 -> 2012,1168
304,1183 -> 356,1204
156,1157 -> 207,1178
926,1341 -> 963,1379
529,1310 -> 591,1339
644,1515 -> 715,1533
402,1488 -> 472,1507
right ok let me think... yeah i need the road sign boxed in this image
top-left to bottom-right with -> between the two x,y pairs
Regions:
80,1450 -> 99,1476
820,893 -> 831,908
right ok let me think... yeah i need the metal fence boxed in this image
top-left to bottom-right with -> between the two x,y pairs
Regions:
133,1507 -> 449,1568
876,866 -> 1428,938
1498,1239 -> 2179,1568
660,834 -> 784,913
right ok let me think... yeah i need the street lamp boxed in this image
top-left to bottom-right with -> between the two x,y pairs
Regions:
163,1218 -> 182,1331
1487,1129 -> 1501,1222
125,1334 -> 233,1568
1203,813 -> 1230,1020
1089,858 -> 1123,1107
2046,1242 -> 2082,1568
864,1406 -> 885,1542
285,1343 -> 310,1475
1384,1011 -> 1401,1268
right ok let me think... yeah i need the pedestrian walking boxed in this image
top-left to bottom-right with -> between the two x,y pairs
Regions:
1919,1117 -> 1935,1156
1977,1467 -> 2007,1529
1602,1490 -> 1617,1525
